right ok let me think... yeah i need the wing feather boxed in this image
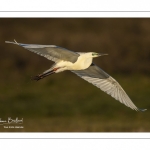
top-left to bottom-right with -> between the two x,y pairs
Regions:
72,64 -> 146,111
5,41 -> 79,63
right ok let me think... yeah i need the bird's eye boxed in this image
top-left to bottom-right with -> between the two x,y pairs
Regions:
92,53 -> 96,56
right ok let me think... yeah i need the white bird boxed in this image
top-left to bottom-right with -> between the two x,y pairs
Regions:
5,40 -> 146,112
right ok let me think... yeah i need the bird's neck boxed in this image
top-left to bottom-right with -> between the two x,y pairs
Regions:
71,55 -> 93,70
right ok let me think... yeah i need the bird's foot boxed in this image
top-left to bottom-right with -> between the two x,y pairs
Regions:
31,75 -> 43,81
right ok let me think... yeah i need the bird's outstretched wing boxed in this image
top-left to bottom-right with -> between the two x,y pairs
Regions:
5,40 -> 79,63
72,64 -> 146,111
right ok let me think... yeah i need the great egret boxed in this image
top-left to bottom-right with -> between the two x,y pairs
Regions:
5,40 -> 146,111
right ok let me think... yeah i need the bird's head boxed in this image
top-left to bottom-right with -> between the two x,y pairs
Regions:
91,52 -> 108,58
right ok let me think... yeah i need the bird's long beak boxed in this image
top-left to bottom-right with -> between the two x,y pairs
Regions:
98,53 -> 108,56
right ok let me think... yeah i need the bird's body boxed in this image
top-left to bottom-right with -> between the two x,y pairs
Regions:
52,53 -> 94,72
5,40 -> 146,112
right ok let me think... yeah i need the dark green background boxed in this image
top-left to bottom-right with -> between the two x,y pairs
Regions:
0,18 -> 150,131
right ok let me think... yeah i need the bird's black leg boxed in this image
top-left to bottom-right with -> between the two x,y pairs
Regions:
31,69 -> 56,81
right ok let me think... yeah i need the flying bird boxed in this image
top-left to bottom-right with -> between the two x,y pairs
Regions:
5,40 -> 146,112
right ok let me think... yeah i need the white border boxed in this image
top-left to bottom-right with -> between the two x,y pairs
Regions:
0,0 -> 150,11
0,12 -> 150,18
0,133 -> 150,138
1,138 -> 150,150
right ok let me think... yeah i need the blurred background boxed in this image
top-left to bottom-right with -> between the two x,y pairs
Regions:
0,18 -> 150,132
